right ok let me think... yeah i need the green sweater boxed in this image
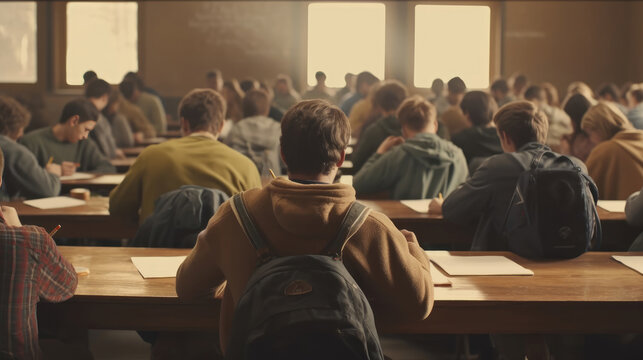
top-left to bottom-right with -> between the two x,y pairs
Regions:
351,115 -> 401,172
353,133 -> 469,200
109,135 -> 262,223
19,127 -> 115,173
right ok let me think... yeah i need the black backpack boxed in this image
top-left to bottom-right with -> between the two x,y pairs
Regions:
226,194 -> 384,360
503,150 -> 602,258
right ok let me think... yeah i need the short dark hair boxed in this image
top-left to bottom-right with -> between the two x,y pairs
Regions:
119,79 -> 138,100
460,91 -> 498,126
523,85 -> 544,101
355,71 -> 379,89
242,89 -> 270,118
490,79 -> 509,94
629,87 -> 643,103
206,69 -> 222,79
447,77 -> 466,94
373,80 -> 408,112
123,71 -> 145,88
397,96 -> 436,132
178,88 -> 226,133
315,71 -> 326,81
280,100 -> 350,175
85,79 -> 112,99
563,93 -> 592,132
83,70 -> 97,84
240,79 -> 259,93
0,95 -> 31,137
493,101 -> 548,149
514,74 -> 528,89
596,83 -> 620,101
59,98 -> 99,124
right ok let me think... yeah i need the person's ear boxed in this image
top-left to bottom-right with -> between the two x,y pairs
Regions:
336,149 -> 346,168
215,120 -> 224,135
69,115 -> 80,127
180,117 -> 190,135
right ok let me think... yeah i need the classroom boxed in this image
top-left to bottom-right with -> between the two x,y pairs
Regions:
0,1 -> 642,359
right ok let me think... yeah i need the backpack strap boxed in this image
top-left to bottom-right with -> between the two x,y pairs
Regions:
323,202 -> 371,259
230,193 -> 274,262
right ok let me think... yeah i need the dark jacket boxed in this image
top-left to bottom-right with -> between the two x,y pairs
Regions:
451,126 -> 502,165
352,115 -> 401,172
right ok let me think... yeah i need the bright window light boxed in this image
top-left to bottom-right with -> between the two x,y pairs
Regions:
66,2 -> 138,85
0,2 -> 37,83
414,5 -> 490,89
308,3 -> 385,87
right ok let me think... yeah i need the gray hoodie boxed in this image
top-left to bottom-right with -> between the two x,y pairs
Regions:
225,115 -> 283,176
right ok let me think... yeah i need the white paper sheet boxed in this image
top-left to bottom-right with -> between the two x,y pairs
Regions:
131,256 -> 187,279
60,172 -> 94,181
339,175 -> 353,186
612,256 -> 643,275
597,200 -> 626,213
401,199 -> 430,213
428,252 -> 534,276
429,263 -> 452,286
91,174 -> 126,184
23,196 -> 86,209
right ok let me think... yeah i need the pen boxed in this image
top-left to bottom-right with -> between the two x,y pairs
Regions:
46,157 -> 54,166
438,193 -> 443,201
268,169 -> 277,179
49,224 -> 61,237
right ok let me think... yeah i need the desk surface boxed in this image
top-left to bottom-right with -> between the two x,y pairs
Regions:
61,174 -> 125,193
38,247 -> 643,333
121,147 -> 146,157
110,158 -> 136,173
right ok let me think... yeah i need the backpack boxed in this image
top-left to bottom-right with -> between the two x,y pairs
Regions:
225,194 -> 384,360
503,150 -> 602,259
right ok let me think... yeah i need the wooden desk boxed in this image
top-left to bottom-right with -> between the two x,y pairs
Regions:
61,174 -> 125,193
38,248 -> 643,334
159,130 -> 181,139
110,158 -> 136,173
121,147 -> 146,157
4,197 -> 137,239
139,137 -> 167,146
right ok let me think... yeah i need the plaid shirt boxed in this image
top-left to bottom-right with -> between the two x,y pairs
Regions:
0,212 -> 77,359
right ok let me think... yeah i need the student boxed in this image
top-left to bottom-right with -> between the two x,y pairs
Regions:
272,74 -> 300,114
597,82 -> 629,115
353,96 -> 467,199
222,80 -> 245,123
258,82 -> 285,122
490,79 -> 515,107
121,73 -> 167,134
85,78 -> 125,159
429,78 -> 449,115
302,71 -> 334,102
82,70 -> 97,85
109,88 -> 261,224
524,85 -> 572,152
351,80 -> 408,172
541,82 -> 560,107
626,86 -> 643,129
511,73 -> 528,98
562,81 -> 596,107
0,148 -> 80,359
0,96 -> 60,200
340,71 -> 379,116
20,98 -> 115,174
451,91 -> 502,170
176,99 -> 434,354
205,69 -> 223,92
432,101 -> 588,251
225,89 -> 282,176
118,79 -> 156,139
559,93 -> 593,161
440,77 -> 468,136
334,72 -> 355,104
103,90 -> 136,148
581,102 -> 643,200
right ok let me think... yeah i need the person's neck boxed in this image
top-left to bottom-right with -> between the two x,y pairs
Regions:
186,130 -> 218,141
381,110 -> 396,117
51,124 -> 67,142
288,169 -> 337,184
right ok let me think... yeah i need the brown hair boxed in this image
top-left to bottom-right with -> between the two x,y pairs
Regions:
628,87 -> 643,103
373,80 -> 408,112
460,91 -> 497,126
242,89 -> 270,118
541,82 -> 560,107
396,96 -> 436,132
581,102 -> 632,141
493,101 -> 548,149
280,100 -> 350,175
0,95 -> 31,138
178,88 -> 226,133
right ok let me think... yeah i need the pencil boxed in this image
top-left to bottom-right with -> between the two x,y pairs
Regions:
49,225 -> 61,237
46,156 -> 54,166
268,169 -> 277,179
438,193 -> 443,201
74,162 -> 81,168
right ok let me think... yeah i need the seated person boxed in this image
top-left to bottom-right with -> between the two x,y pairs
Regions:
340,71 -> 379,116
351,80 -> 408,172
301,71 -> 334,102
490,79 -> 515,107
524,85 -> 572,152
272,74 -> 300,114
123,72 -> 167,133
439,77 -> 468,136
432,101 -> 588,251
225,89 -> 282,176
626,86 -> 643,129
85,78 -> 125,159
582,102 -> 643,200
103,90 -> 136,148
118,79 -> 156,139
176,99 -> 434,355
353,96 -> 468,199
560,93 -> 593,161
451,91 -> 502,171
0,148 -> 79,359
0,96 -> 60,200
20,98 -> 115,174
109,88 -> 262,224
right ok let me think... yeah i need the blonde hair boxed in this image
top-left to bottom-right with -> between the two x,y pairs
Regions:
397,95 -> 437,132
580,102 -> 633,141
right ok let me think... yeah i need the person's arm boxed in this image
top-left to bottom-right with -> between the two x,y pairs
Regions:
81,138 -> 116,173
625,189 -> 643,227
109,152 -> 146,222
112,114 -> 135,148
353,137 -> 404,196
343,212 -> 433,323
37,230 -> 78,302
442,158 -> 496,226
149,96 -> 167,134
9,144 -> 61,198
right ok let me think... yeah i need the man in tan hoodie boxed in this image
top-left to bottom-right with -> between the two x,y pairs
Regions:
177,99 -> 434,354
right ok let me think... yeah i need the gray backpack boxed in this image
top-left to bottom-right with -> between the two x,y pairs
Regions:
226,194 -> 384,360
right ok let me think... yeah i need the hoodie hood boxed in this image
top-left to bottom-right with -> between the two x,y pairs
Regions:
612,130 -> 643,167
230,116 -> 281,150
374,115 -> 401,136
400,133 -> 460,168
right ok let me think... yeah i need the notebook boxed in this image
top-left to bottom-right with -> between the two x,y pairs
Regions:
60,172 -> 94,181
612,255 -> 643,275
597,200 -> 626,213
401,199 -> 430,213
131,256 -> 187,278
426,251 -> 534,276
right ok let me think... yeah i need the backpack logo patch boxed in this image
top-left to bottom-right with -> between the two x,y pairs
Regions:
284,280 -> 313,296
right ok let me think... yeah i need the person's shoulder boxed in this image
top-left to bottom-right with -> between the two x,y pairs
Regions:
21,127 -> 49,142
0,223 -> 49,247
357,209 -> 400,238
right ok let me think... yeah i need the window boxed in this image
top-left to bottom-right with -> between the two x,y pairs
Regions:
66,2 -> 138,85
414,5 -> 490,89
307,3 -> 385,87
0,2 -> 37,83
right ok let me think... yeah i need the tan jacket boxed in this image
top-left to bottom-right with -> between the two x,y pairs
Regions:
440,105 -> 469,137
176,178 -> 434,352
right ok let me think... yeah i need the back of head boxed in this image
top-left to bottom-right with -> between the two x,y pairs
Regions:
493,101 -> 548,149
0,95 -> 31,138
83,70 -> 98,85
447,77 -> 467,95
123,71 -> 145,89
566,81 -> 594,102
60,98 -> 99,124
524,85 -> 544,102
490,79 -> 509,94
242,89 -> 271,118
563,93 -> 592,132
541,82 -> 559,107
280,100 -> 350,175
460,91 -> 498,126
240,79 -> 259,93
397,95 -> 436,133
355,71 -> 379,89
315,71 -> 326,82
597,83 -> 620,102
85,78 -> 112,99
628,86 -> 643,104
373,80 -> 408,112
119,79 -> 138,100
431,78 -> 444,95
513,74 -> 528,91
581,102 -> 632,141
206,69 -> 222,80
179,89 -> 226,133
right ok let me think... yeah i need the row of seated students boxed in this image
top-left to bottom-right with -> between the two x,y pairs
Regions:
1,90 -> 642,358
